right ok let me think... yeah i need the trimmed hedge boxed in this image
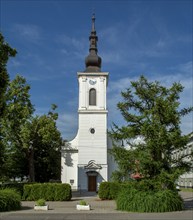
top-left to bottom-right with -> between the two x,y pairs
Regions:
116,187 -> 184,212
98,182 -> 110,200
98,182 -> 122,200
0,189 -> 21,212
109,182 -> 121,199
22,183 -> 71,201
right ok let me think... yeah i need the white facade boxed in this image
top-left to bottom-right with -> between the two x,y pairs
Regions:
61,71 -> 116,191
61,14 -> 116,191
174,133 -> 193,188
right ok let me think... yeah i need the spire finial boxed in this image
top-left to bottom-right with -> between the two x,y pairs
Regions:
84,13 -> 102,72
92,13 -> 95,31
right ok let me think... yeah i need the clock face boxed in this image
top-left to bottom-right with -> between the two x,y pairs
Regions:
89,79 -> 96,85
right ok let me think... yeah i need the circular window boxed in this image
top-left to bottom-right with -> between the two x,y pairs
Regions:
90,128 -> 95,134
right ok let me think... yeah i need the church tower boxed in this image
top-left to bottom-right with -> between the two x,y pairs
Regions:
61,14 -> 110,191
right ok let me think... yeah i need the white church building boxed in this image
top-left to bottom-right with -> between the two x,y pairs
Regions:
61,15 -> 116,191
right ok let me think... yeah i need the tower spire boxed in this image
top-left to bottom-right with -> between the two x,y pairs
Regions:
92,13 -> 95,32
85,14 -> 102,72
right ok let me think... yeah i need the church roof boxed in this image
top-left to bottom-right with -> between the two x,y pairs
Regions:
85,14 -> 102,72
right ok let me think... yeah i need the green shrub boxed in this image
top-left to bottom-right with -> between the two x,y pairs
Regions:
0,189 -> 21,212
79,200 -> 87,206
98,182 -> 111,200
23,183 -> 44,201
0,182 -> 25,198
44,183 -> 55,201
23,183 -> 71,201
116,187 -> 184,212
133,178 -> 176,192
22,184 -> 32,200
35,199 -> 46,206
31,184 -> 44,200
109,182 -> 122,199
53,183 -> 71,201
98,181 -> 132,200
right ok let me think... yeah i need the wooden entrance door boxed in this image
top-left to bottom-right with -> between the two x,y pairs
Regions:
88,175 -> 96,191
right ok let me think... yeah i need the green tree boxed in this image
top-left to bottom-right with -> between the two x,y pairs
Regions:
21,105 -> 62,182
0,33 -> 17,179
2,75 -> 62,182
0,33 -> 17,117
0,33 -> 62,182
110,76 -> 193,189
2,75 -> 34,180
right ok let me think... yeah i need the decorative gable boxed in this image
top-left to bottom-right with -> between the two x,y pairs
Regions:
84,160 -> 102,170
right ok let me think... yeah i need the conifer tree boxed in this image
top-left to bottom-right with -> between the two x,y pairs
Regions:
110,76 -> 193,189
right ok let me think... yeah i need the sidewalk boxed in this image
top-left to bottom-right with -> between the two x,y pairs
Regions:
24,191 -> 193,213
20,193 -> 118,214
0,191 -> 192,220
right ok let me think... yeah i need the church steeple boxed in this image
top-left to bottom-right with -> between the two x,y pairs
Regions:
85,14 -> 102,72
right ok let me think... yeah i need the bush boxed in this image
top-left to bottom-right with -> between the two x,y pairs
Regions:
0,189 -> 21,212
79,200 -> 87,206
35,199 -> 46,206
23,183 -> 71,201
98,182 -> 111,200
116,187 -> 184,212
23,183 -> 44,201
44,183 -> 55,201
53,183 -> 71,201
0,182 -> 25,198
109,182 -> 122,199
98,181 -> 132,200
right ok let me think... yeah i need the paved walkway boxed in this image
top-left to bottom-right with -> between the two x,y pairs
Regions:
0,191 -> 192,220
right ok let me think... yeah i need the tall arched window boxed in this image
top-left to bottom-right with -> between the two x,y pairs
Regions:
89,88 -> 96,106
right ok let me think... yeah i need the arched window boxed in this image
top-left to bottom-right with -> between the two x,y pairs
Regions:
89,88 -> 96,106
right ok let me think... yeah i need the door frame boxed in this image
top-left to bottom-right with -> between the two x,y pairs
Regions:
87,171 -> 98,192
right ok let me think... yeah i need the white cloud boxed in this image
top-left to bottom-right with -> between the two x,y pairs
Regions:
57,112 -> 78,140
33,106 -> 78,140
13,24 -> 41,42
99,15 -> 191,68
61,49 -> 68,55
181,115 -> 193,135
33,107 -> 49,116
101,51 -> 127,66
174,61 -> 192,77
57,34 -> 87,59
9,59 -> 22,67
108,76 -> 136,93
100,25 -> 121,45
61,35 -> 84,50
107,61 -> 193,135
156,38 -> 165,48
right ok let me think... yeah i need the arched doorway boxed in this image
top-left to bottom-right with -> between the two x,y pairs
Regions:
84,160 -> 102,192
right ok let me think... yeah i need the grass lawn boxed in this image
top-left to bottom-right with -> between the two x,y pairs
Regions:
180,188 -> 193,192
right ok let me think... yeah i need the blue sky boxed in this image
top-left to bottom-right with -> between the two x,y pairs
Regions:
1,0 -> 192,140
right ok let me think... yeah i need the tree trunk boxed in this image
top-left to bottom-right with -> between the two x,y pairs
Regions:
28,148 -> 35,182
